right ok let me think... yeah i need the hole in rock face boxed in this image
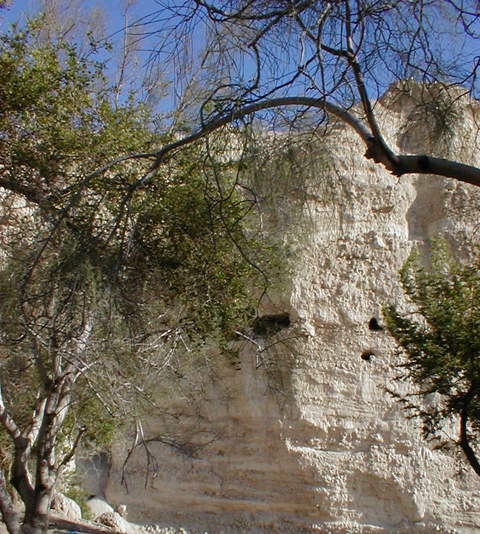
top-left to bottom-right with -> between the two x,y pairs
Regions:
252,312 -> 290,337
368,318 -> 383,331
361,351 -> 375,362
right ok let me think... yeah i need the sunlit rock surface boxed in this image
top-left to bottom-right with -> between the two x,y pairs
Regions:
104,85 -> 480,533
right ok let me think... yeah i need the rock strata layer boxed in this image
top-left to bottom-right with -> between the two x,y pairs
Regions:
104,85 -> 480,533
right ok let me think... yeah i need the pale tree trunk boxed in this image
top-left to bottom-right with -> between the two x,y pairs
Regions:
0,372 -> 74,534
0,466 -> 21,534
21,490 -> 52,534
8,423 -> 53,534
20,378 -> 72,534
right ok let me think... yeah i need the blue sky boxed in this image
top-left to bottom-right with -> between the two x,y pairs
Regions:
2,1 -> 479,116
0,0 -> 170,58
1,0 -> 149,33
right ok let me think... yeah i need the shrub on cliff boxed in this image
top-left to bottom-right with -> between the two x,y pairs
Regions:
384,240 -> 480,478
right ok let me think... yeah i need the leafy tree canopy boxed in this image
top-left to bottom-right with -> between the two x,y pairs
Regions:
384,240 -> 480,478
0,18 -> 284,534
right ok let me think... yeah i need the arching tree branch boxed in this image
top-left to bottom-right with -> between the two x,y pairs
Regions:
130,96 -> 480,189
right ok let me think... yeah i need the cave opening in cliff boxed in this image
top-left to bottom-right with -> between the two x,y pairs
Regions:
252,312 -> 290,337
368,318 -> 383,331
361,350 -> 375,362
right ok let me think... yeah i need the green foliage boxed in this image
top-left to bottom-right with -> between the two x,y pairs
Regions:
64,485 -> 92,519
128,155 -> 269,337
237,131 -> 338,239
0,16 -> 277,340
0,17 -> 286,518
0,18 -> 155,207
384,240 -> 480,461
398,82 -> 462,158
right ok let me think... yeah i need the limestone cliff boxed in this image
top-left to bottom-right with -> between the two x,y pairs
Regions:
102,85 -> 480,533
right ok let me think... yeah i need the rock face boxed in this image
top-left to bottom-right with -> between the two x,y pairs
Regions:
77,452 -> 111,497
104,85 -> 480,533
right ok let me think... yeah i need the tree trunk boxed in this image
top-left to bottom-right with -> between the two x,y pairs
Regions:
21,490 -> 52,534
20,380 -> 70,534
0,466 -> 21,534
459,401 -> 480,478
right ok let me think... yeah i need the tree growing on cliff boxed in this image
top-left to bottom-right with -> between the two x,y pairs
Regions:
384,241 -> 480,478
0,20 -> 278,534
63,0 -> 478,193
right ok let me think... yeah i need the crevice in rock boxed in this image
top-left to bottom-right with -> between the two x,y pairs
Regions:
368,318 -> 383,331
361,350 -> 375,362
252,313 -> 290,337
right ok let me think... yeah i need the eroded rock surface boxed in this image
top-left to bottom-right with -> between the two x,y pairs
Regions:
104,85 -> 480,533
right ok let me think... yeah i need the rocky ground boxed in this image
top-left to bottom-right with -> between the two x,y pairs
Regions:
0,515 -> 204,534
0,515 -> 109,534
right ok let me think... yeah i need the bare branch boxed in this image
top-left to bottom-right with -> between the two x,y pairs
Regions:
58,426 -> 86,473
0,373 -> 21,444
459,390 -> 480,476
23,394 -> 47,445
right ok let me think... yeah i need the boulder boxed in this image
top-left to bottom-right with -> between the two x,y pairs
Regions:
86,495 -> 114,518
51,492 -> 82,521
116,503 -> 127,517
97,511 -> 130,533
